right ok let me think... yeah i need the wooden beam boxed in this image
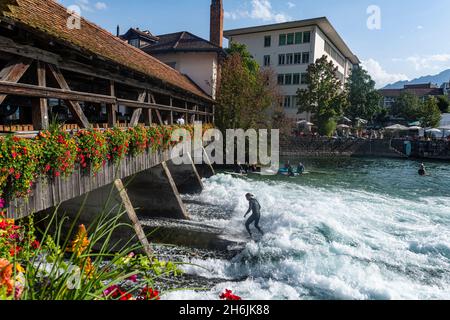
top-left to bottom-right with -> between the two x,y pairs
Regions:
169,97 -> 174,125
129,91 -> 146,127
143,91 -> 152,126
0,82 -> 213,116
155,109 -> 163,125
47,64 -> 91,129
114,179 -> 153,259
0,57 -> 32,105
0,35 -> 213,107
107,80 -> 117,128
31,61 -> 49,130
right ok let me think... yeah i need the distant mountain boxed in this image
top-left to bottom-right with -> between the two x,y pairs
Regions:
383,69 -> 450,89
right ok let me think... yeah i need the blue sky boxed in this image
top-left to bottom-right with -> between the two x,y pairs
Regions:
58,0 -> 450,88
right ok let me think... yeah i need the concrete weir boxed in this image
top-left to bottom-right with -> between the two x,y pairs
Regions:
43,152 -> 228,253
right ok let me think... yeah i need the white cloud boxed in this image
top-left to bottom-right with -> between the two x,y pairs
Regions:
224,0 -> 291,23
95,2 -> 107,10
406,54 -> 450,71
287,2 -> 296,9
362,58 -> 409,88
417,25 -> 424,30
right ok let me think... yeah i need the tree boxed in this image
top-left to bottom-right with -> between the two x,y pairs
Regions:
344,67 -> 381,122
216,46 -> 280,132
225,43 -> 259,76
296,55 -> 347,136
391,92 -> 421,121
436,95 -> 450,113
420,97 -> 441,128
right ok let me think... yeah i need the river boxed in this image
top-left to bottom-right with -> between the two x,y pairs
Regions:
162,157 -> 450,300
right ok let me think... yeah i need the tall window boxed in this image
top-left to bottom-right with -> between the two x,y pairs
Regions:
279,34 -> 287,46
284,96 -> 291,108
278,74 -> 285,85
302,52 -> 310,64
286,53 -> 294,65
278,54 -> 286,65
264,55 -> 271,66
264,36 -> 271,47
285,74 -> 292,85
295,32 -> 303,44
303,31 -> 311,43
287,33 -> 295,45
293,53 -> 301,64
293,73 -> 301,85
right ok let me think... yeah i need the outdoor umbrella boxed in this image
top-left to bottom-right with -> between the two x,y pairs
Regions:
337,124 -> 350,129
385,124 -> 409,131
426,128 -> 442,134
408,126 -> 422,130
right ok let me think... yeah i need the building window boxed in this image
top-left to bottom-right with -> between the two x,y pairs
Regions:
302,52 -> 310,64
278,54 -> 286,65
284,96 -> 291,108
293,73 -> 300,85
324,41 -> 345,67
301,73 -> 308,84
264,36 -> 271,47
286,53 -> 294,65
294,53 -> 302,64
279,34 -> 287,46
264,55 -> 271,66
295,32 -> 303,44
303,31 -> 311,43
278,74 -> 285,85
287,33 -> 295,45
292,96 -> 298,108
285,74 -> 292,85
129,38 -> 140,47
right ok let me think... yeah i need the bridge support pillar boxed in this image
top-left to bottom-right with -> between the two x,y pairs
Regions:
195,147 -> 215,179
167,153 -> 203,194
124,161 -> 189,220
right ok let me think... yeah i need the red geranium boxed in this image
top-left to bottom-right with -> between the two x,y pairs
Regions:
138,286 -> 160,300
220,289 -> 242,301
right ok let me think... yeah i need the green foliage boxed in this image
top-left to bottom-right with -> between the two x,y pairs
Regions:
345,67 -> 381,122
420,97 -> 442,128
391,92 -> 422,120
216,46 -> 279,131
225,43 -> 259,76
320,118 -> 337,137
436,95 -> 450,113
296,55 -> 347,135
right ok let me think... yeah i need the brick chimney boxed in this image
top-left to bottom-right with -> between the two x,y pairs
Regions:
210,0 -> 224,47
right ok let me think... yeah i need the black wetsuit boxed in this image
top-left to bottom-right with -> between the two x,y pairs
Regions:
245,198 -> 264,236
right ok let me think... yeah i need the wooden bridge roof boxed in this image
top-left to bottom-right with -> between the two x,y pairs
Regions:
0,0 -> 213,102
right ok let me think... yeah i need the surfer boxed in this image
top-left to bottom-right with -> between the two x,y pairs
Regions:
244,193 -> 264,237
418,163 -> 427,176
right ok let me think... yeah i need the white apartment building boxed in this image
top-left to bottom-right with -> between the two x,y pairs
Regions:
224,17 -> 360,122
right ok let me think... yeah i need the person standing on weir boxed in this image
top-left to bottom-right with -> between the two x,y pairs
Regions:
244,193 -> 264,237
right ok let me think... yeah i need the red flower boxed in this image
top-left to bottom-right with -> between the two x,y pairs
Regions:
138,287 -> 160,300
220,290 -> 242,301
31,240 -> 40,250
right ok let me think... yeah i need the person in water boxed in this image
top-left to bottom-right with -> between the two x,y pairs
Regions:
297,162 -> 305,175
419,163 -> 427,176
235,162 -> 246,174
244,193 -> 264,237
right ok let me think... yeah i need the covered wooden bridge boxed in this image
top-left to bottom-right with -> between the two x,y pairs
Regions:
0,0 -> 216,229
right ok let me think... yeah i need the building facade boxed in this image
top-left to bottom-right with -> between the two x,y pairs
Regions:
224,17 -> 360,122
119,0 -> 225,100
379,83 -> 445,110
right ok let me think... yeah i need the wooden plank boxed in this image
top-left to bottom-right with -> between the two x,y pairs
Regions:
31,61 -> 49,130
47,64 -> 91,129
0,57 -> 32,104
107,80 -> 117,128
129,91 -> 146,127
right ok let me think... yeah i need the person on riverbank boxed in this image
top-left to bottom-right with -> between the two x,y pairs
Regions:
297,162 -> 305,175
244,193 -> 264,237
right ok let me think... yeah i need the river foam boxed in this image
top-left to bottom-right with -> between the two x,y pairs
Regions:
164,173 -> 450,300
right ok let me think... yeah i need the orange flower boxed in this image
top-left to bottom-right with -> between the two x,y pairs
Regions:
67,225 -> 90,257
0,259 -> 14,295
